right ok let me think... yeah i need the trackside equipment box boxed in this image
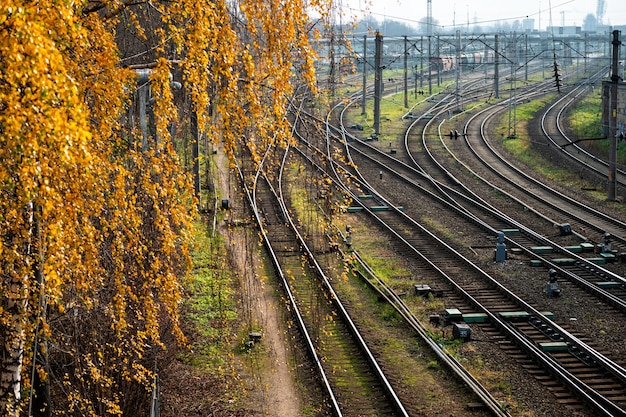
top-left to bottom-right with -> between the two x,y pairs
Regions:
452,323 -> 471,341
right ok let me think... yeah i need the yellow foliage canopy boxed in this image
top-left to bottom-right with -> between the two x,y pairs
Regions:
1,0 -> 330,414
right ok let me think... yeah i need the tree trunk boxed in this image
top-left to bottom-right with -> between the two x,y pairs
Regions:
1,201 -> 40,416
0,323 -> 25,416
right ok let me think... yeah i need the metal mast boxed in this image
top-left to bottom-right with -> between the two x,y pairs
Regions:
608,30 -> 622,201
597,0 -> 606,25
427,0 -> 432,36
374,31 -> 383,135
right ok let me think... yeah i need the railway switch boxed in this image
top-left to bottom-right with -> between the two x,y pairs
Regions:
546,269 -> 562,297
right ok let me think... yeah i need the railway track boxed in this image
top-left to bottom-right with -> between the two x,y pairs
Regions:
238,54 -> 626,415
293,108 -> 515,416
341,129 -> 626,313
330,63 -> 626,312
286,68 -> 626,415
239,137 -> 409,416
463,78 -> 626,249
540,71 -> 626,195
335,70 -> 626,317
315,133 -> 626,415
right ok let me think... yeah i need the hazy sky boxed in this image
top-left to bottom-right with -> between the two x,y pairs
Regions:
342,0 -> 626,31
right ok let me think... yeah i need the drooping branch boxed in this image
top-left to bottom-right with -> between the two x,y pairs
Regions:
83,0 -> 146,19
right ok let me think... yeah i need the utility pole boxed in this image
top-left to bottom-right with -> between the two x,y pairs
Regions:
404,36 -> 409,108
420,36 -> 424,90
428,35 -> 432,95
426,0 -> 432,93
541,37 -> 546,80
427,0 -> 432,37
362,35 -> 367,114
436,36 -> 441,86
508,34 -> 518,138
525,34 -> 529,81
328,29 -> 336,98
583,32 -> 589,74
494,34 -> 499,98
374,31 -> 383,135
455,30 -> 461,112
484,38 -> 489,80
608,30 -> 622,201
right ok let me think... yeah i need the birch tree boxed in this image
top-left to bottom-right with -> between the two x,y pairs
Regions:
1,0 -> 332,415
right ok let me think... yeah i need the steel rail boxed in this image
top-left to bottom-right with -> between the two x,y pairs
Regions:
289,135 -> 512,417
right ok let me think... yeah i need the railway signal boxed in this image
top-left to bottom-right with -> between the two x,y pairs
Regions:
546,269 -> 562,297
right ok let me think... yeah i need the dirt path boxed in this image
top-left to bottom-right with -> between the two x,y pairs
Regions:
213,148 -> 302,417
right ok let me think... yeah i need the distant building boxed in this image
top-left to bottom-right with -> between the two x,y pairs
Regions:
546,26 -> 582,36
522,19 -> 535,33
601,80 -> 626,139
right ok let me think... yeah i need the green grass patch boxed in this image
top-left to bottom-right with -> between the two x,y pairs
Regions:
180,220 -> 238,368
346,81 -> 449,143
498,90 -> 626,188
570,92 -> 603,139
356,251 -> 413,283
569,90 -> 626,166
496,94 -> 556,141
332,258 -> 473,409
496,94 -> 581,182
